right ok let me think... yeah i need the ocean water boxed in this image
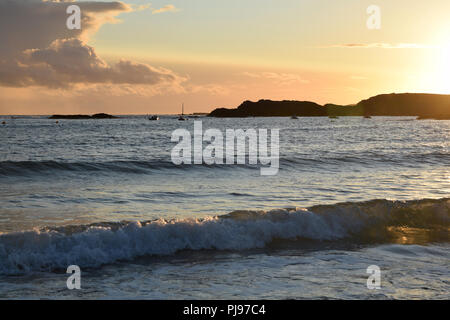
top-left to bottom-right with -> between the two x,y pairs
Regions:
0,116 -> 448,299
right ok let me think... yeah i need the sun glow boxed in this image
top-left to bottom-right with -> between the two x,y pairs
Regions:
423,41 -> 450,94
434,43 -> 450,93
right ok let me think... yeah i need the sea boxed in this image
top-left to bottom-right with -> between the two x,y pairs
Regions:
0,115 -> 448,299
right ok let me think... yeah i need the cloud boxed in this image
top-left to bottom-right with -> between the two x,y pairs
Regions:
0,38 -> 185,88
242,72 -> 310,84
0,0 -> 131,57
188,83 -> 231,95
0,0 -> 183,90
135,3 -> 152,11
152,4 -> 178,14
129,3 -> 179,14
320,43 -> 435,49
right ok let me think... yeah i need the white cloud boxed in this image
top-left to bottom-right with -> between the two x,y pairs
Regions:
242,72 -> 310,84
320,43 -> 435,49
152,4 -> 179,14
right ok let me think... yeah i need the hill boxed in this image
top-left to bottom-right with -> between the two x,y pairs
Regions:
208,93 -> 450,118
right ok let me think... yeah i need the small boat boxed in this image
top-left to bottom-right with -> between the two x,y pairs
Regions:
364,115 -> 372,119
178,103 -> 187,121
329,115 -> 339,119
291,115 -> 298,119
148,115 -> 159,121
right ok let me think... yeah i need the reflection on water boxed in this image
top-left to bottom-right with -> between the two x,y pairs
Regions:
0,116 -> 448,299
0,116 -> 449,232
386,226 -> 450,245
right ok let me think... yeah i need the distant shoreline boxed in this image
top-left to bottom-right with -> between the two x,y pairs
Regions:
208,93 -> 450,119
49,113 -> 119,119
1,93 -> 449,120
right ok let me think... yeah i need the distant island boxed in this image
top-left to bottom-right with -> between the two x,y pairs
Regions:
49,113 -> 118,119
208,93 -> 450,119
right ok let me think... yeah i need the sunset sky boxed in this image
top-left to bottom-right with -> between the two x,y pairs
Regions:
1,0 -> 450,115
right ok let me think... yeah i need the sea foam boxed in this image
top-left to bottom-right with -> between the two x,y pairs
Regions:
0,198 -> 448,275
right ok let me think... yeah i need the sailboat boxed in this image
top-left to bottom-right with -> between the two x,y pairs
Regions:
178,103 -> 187,121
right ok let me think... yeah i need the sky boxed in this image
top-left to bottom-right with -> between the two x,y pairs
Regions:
1,0 -> 450,115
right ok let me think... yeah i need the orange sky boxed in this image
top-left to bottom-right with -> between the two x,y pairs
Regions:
1,0 -> 450,115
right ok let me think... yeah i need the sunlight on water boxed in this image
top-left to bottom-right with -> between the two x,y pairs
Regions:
0,116 -> 448,299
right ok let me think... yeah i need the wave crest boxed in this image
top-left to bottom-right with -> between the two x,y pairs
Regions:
0,198 -> 448,274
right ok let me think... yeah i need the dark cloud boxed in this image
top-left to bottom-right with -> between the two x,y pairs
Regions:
0,0 -> 184,89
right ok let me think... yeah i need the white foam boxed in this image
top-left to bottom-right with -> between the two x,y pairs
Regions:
0,209 -> 351,274
0,198 -> 448,275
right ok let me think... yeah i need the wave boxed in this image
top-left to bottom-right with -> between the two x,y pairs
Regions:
0,160 -> 175,176
0,198 -> 448,275
0,160 -> 261,177
1,151 -> 448,177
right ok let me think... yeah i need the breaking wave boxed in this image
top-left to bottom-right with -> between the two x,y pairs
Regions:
0,198 -> 448,275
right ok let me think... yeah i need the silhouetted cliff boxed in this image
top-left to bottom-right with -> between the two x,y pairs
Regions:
209,100 -> 325,117
208,93 -> 450,118
356,93 -> 450,117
